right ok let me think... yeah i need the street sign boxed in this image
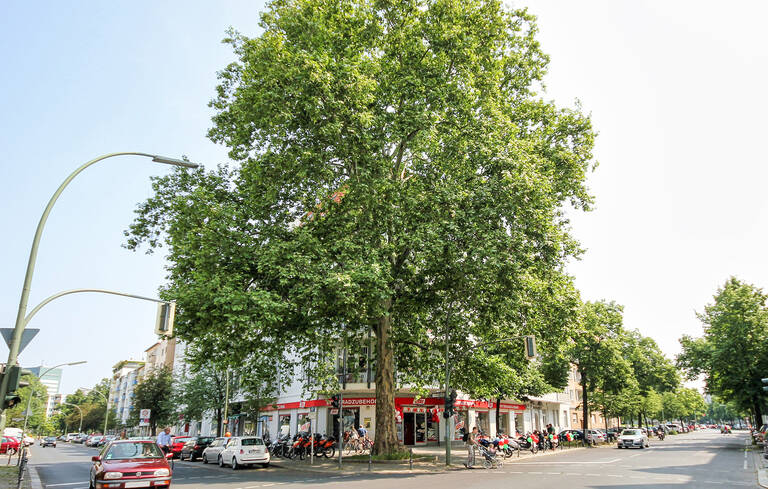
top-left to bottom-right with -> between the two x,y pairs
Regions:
139,409 -> 151,427
0,328 -> 39,355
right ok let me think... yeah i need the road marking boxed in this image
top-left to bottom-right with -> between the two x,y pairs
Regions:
505,458 -> 620,465
45,483 -> 89,488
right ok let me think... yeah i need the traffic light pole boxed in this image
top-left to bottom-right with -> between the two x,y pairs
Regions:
444,334 -> 452,466
338,391 -> 343,469
0,152 -> 198,427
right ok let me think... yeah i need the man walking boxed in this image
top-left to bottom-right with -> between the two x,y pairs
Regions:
465,426 -> 478,468
156,427 -> 172,455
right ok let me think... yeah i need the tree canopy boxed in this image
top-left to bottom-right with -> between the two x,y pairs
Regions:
677,277 -> 768,426
126,0 -> 596,453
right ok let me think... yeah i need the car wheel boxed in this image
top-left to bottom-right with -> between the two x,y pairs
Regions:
218,455 -> 224,467
262,463 -> 270,468
202,453 -> 208,464
190,452 -> 196,462
232,457 -> 239,470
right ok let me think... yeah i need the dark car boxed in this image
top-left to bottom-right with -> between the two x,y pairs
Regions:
90,440 -> 172,489
40,436 -> 57,448
558,429 -> 584,442
179,436 -> 216,461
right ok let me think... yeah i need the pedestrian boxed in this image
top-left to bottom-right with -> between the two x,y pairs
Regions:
156,427 -> 172,454
547,423 -> 555,436
464,426 -> 478,468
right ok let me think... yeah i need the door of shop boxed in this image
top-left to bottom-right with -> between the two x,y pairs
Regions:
403,412 -> 427,446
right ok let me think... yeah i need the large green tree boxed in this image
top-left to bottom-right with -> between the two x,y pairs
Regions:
129,366 -> 175,434
175,366 -> 229,436
677,277 -> 768,427
126,0 -> 595,454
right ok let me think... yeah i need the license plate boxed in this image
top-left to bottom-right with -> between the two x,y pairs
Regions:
124,482 -> 151,488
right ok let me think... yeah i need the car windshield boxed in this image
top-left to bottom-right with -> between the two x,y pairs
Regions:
104,442 -> 163,460
45,437 -> 56,441
622,430 -> 641,436
199,437 -> 215,444
241,438 -> 264,446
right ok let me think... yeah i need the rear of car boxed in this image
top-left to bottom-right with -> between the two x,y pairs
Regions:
169,436 -> 190,459
232,437 -> 270,467
41,436 -> 57,447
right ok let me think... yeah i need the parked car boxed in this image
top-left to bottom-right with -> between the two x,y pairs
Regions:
0,437 -> 19,454
86,435 -> 104,447
618,428 -> 649,449
22,435 -> 34,447
90,440 -> 172,489
168,436 -> 191,459
201,437 -> 230,464
97,435 -> 117,447
558,429 -> 584,442
40,436 -> 57,448
180,436 -> 216,461
66,432 -> 80,442
218,436 -> 270,469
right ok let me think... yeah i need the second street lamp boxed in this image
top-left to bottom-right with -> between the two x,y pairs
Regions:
22,361 -> 86,439
81,387 -> 109,435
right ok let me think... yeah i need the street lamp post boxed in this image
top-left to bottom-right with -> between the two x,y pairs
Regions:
22,361 -> 86,436
0,152 -> 199,424
59,403 -> 84,433
81,388 -> 109,435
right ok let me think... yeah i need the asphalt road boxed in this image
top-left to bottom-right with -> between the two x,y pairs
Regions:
30,430 -> 758,488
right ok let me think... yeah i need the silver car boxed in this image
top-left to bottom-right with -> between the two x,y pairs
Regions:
201,437 -> 230,464
618,428 -> 649,449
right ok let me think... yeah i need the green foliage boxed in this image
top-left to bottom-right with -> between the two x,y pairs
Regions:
4,374 -> 47,431
129,366 -> 175,434
677,277 -> 768,425
126,0 -> 596,453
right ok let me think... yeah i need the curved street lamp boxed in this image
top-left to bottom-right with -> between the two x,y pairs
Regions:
59,403 -> 84,433
80,387 -> 109,435
22,361 -> 86,436
0,152 -> 199,420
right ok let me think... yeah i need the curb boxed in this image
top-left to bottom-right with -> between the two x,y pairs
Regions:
751,447 -> 768,488
28,465 -> 43,489
269,445 -> 589,475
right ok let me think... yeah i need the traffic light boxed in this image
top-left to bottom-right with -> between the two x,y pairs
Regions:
2,365 -> 31,409
444,389 -> 457,418
331,394 -> 340,409
761,378 -> 768,392
525,336 -> 537,359
154,301 -> 176,336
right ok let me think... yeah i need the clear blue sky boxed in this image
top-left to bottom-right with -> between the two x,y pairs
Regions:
2,1 -> 767,395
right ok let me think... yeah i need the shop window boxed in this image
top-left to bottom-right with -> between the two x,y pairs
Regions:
279,414 -> 291,436
476,411 -> 490,436
298,413 -> 312,433
453,411 -> 467,440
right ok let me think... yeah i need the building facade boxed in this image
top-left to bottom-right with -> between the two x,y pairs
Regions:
27,366 -> 62,417
108,360 -> 145,426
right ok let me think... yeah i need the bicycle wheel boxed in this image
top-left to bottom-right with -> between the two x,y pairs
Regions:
344,442 -> 354,455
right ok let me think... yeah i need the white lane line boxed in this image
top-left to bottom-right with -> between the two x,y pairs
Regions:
45,483 -> 89,488
506,457 -> 620,465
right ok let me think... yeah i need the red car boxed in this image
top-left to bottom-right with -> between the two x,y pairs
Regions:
169,436 -> 191,459
0,436 -> 19,454
90,440 -> 172,489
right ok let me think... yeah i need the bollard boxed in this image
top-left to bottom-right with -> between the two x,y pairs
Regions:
368,450 -> 372,471
409,448 -> 413,470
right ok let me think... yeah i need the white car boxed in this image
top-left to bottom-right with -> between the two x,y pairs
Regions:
218,436 -> 270,469
618,428 -> 649,449
201,437 -> 230,463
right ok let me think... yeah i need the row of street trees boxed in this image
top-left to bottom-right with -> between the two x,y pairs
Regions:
678,277 -> 768,427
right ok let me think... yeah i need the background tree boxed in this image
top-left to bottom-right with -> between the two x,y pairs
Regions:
5,374 -> 47,431
127,0 -> 596,454
129,366 -> 175,434
569,301 -> 632,442
677,277 -> 768,427
175,366 -> 228,436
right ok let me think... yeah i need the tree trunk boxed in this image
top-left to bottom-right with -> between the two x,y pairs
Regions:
374,298 -> 399,455
580,368 -> 589,446
754,397 -> 763,428
216,408 -> 222,437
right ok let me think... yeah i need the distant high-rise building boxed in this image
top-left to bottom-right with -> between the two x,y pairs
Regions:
27,366 -> 63,417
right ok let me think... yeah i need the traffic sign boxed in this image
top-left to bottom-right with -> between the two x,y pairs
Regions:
0,328 -> 39,355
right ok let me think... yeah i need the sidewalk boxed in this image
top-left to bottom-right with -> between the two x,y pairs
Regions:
270,442 -> 592,475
